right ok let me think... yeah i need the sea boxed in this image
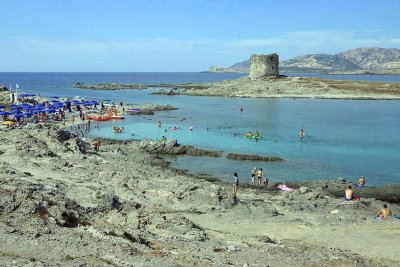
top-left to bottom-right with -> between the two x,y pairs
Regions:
1,72 -> 400,185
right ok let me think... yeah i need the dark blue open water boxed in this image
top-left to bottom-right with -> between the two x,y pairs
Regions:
1,72 -> 400,185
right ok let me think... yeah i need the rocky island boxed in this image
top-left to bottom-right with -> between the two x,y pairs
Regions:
74,76 -> 400,100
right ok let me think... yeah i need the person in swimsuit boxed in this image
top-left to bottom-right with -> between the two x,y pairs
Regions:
257,168 -> 263,186
232,172 -> 239,197
345,185 -> 354,201
376,204 -> 392,220
358,176 -> 366,187
251,167 -> 257,186
299,129 -> 305,139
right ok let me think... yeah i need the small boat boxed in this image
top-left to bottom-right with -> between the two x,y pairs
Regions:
126,108 -> 141,113
111,115 -> 125,120
86,114 -> 111,121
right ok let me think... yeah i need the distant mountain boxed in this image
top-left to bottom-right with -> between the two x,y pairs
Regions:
207,47 -> 400,74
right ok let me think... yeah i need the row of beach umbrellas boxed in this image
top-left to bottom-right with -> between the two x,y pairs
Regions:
0,97 -> 98,118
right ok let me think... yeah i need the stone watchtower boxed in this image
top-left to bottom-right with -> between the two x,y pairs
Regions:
249,53 -> 279,80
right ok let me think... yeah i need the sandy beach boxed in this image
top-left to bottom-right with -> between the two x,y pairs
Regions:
0,91 -> 399,266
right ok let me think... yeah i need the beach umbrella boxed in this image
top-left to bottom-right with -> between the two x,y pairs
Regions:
12,110 -> 22,114
50,99 -> 60,103
82,102 -> 92,106
0,111 -> 12,115
27,94 -> 36,97
9,104 -> 19,108
0,105 -> 5,109
19,93 -> 30,98
22,106 -> 33,110
50,96 -> 59,99
23,112 -> 33,116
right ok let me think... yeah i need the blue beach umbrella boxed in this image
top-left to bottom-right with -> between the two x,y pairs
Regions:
19,93 -> 30,97
0,111 -> 12,115
23,112 -> 33,116
11,106 -> 22,110
0,105 -> 5,109
50,96 -> 59,99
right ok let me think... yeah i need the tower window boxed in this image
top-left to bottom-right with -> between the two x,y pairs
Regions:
272,66 -> 274,70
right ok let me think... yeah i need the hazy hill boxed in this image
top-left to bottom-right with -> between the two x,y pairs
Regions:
207,47 -> 400,74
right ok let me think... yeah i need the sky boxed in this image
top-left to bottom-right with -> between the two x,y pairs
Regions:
0,0 -> 399,72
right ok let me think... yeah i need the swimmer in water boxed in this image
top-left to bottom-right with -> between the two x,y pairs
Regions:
299,129 -> 305,139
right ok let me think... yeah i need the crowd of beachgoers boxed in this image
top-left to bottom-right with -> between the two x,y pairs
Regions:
0,93 -> 99,128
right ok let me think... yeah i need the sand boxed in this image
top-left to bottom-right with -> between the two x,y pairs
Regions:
0,91 -> 400,266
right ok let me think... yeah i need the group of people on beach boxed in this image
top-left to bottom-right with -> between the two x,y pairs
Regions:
232,167 -> 269,197
344,176 -> 393,220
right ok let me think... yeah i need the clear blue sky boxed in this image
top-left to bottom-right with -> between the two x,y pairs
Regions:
0,0 -> 399,71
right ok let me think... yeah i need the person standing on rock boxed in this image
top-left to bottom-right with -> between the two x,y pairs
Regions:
233,172 -> 239,197
257,168 -> 263,186
251,167 -> 257,186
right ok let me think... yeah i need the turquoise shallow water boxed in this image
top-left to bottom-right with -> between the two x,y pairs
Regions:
87,95 -> 400,186
1,72 -> 400,185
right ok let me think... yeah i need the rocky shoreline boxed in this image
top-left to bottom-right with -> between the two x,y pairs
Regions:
74,76 -> 400,100
0,123 -> 399,266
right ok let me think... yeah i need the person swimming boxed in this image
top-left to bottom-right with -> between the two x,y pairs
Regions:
255,130 -> 260,137
299,129 -> 305,138
244,131 -> 253,137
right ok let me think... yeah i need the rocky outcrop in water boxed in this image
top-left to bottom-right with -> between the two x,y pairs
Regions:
226,153 -> 284,162
127,104 -> 178,115
151,89 -> 181,95
139,140 -> 221,157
